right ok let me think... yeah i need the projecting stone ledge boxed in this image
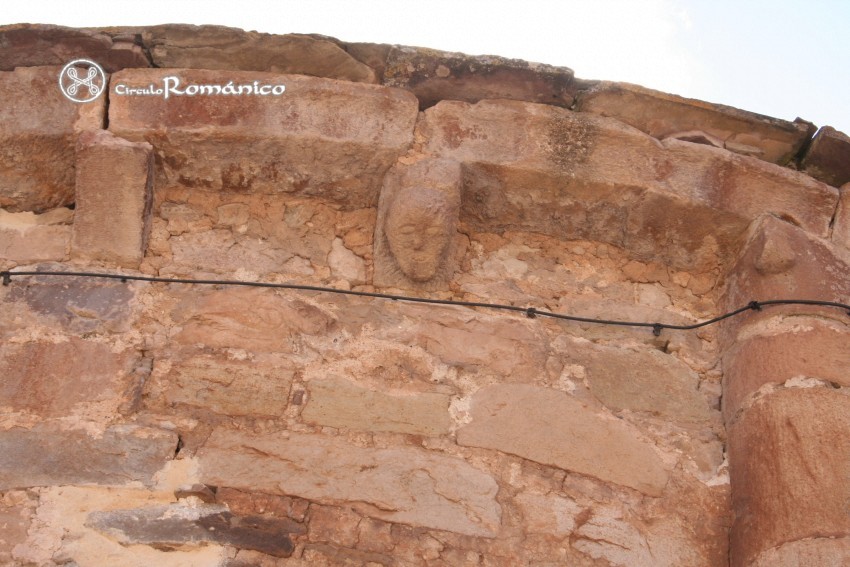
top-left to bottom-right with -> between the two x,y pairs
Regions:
108,68 -> 418,208
575,81 -> 815,165
196,430 -> 501,537
801,126 -> 850,187
456,385 -> 670,496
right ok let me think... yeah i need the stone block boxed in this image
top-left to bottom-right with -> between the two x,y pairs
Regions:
302,378 -> 451,436
801,126 -> 850,187
750,537 -> 850,567
0,491 -> 36,564
456,384 -> 669,496
383,45 -> 577,109
108,68 -> 418,208
832,182 -> 850,249
0,424 -> 177,489
723,215 -> 850,327
727,388 -> 850,566
197,429 -> 501,537
0,66 -> 105,212
578,344 -> 713,424
418,99 -> 835,270
515,492 -> 582,537
87,502 -> 305,557
0,208 -> 72,264
71,129 -> 153,268
722,320 -> 850,420
171,288 -> 336,352
3,273 -> 134,333
0,24 -> 149,72
141,24 -> 376,83
215,488 -> 309,522
0,338 -> 139,417
576,81 -> 815,164
149,355 -> 294,418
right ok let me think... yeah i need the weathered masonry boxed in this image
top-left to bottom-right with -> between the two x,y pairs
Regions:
1,23 -> 850,567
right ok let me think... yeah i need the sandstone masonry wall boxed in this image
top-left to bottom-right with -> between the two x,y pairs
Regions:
1,23 -> 850,567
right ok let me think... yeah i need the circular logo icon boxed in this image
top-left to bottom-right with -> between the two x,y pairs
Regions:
58,59 -> 106,103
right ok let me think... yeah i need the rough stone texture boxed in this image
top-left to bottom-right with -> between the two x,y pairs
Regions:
722,320 -> 850,419
456,384 -> 670,496
0,338 -> 139,417
108,68 -> 418,208
727,388 -> 850,567
575,81 -> 816,164
514,491 -> 582,537
87,502 -> 305,557
0,66 -> 105,212
171,288 -> 336,352
0,208 -> 72,265
197,429 -> 501,537
374,158 -> 464,290
750,537 -> 850,567
302,378 -> 452,435
801,126 -> 850,187
383,45 -> 577,109
142,24 -> 377,82
578,344 -> 713,423
0,491 -> 36,565
0,23 -> 149,71
147,355 -> 294,418
418,99 -> 836,270
71,129 -> 154,268
723,215 -> 850,317
833,182 -> 850,249
0,424 -> 177,489
3,273 -> 135,333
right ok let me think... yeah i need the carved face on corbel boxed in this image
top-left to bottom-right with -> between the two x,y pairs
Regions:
374,158 -> 463,290
385,187 -> 456,282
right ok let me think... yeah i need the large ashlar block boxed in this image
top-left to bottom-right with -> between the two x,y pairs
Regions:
727,388 -> 850,567
456,384 -> 669,496
196,429 -> 501,537
71,130 -> 153,268
0,66 -> 105,212
576,81 -> 815,165
418,99 -> 836,270
0,208 -> 72,264
108,69 -> 418,209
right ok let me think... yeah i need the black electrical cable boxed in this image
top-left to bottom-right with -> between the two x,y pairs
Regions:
2,269 -> 849,335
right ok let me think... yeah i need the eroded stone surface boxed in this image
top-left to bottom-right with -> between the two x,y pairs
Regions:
71,129 -> 154,268
456,384 -> 669,495
832,182 -> 850,250
302,378 -> 451,435
197,429 -> 501,537
0,23 -> 149,71
576,81 -> 815,164
728,388 -> 850,566
87,502 -> 305,557
142,24 -> 376,82
0,424 -> 177,489
108,68 -> 418,208
383,45 -> 577,109
801,126 -> 850,187
0,338 -> 139,417
147,355 -> 294,418
374,158 -> 463,289
0,66 -> 105,212
750,537 -> 850,567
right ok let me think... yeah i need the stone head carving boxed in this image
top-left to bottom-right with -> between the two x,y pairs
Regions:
374,159 -> 463,290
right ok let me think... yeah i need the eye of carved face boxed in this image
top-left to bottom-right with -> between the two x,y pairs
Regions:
385,189 -> 455,282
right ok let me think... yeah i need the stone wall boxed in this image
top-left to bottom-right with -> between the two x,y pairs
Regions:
1,23 -> 850,567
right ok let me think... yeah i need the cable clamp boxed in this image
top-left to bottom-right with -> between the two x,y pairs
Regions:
1,272 -> 10,286
748,300 -> 761,311
526,307 -> 537,319
652,323 -> 663,336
